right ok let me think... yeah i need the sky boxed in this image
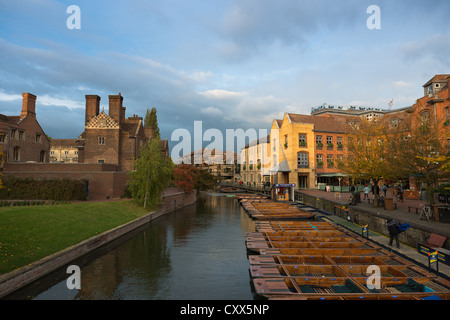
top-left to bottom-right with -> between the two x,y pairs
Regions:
0,0 -> 449,161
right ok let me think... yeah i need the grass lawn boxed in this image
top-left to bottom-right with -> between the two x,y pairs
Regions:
0,200 -> 153,275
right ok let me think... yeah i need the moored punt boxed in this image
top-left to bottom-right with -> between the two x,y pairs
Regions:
239,198 -> 317,220
252,276 -> 450,299
240,196 -> 450,300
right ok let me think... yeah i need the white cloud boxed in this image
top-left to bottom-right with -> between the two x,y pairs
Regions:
393,81 -> 415,89
38,95 -> 84,110
200,89 -> 246,100
200,106 -> 223,116
0,91 -> 21,101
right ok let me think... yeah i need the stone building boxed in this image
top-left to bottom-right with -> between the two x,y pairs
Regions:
0,93 -> 50,165
49,139 -> 79,163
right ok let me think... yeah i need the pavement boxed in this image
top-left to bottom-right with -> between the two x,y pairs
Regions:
300,189 -> 450,278
301,189 -> 450,237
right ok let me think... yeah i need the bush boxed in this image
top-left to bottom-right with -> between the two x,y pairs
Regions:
434,183 -> 450,195
0,177 -> 88,201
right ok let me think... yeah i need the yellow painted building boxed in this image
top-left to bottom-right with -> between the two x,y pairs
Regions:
270,113 -> 316,190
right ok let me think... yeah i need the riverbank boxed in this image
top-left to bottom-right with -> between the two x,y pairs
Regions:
0,188 -> 197,299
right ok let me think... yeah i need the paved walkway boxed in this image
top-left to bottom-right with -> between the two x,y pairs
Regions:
301,189 -> 450,237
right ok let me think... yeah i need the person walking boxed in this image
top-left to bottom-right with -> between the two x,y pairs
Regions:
398,185 -> 404,202
382,184 -> 387,197
363,184 -> 370,200
387,219 -> 401,249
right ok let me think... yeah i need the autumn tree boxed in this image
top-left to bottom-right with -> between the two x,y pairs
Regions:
339,117 -> 396,206
173,165 -> 195,194
385,117 -> 450,205
172,165 -> 217,194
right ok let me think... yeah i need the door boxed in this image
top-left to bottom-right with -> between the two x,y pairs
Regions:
298,175 -> 308,189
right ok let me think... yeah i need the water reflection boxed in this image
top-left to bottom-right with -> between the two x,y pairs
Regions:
32,192 -> 255,300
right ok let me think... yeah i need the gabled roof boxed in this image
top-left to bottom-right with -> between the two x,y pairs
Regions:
85,110 -> 119,129
423,74 -> 450,87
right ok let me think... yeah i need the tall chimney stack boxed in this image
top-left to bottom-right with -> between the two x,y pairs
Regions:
109,93 -> 123,125
20,93 -> 36,119
85,95 -> 101,125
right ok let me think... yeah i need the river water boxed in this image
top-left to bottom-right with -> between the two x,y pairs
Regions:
30,192 -> 257,300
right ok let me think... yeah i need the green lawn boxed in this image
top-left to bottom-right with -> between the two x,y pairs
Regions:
0,200 -> 153,275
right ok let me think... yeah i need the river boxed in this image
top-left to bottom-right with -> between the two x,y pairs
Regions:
29,192 -> 256,300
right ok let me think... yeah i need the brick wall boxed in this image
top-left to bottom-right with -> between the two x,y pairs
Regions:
3,163 -> 127,200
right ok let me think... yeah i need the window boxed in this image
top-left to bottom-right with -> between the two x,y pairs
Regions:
337,137 -> 343,149
64,151 -> 69,155
50,151 -> 55,155
98,137 -> 105,145
316,154 -> 323,167
284,135 -> 288,148
298,134 -> 307,147
445,108 -> 449,126
0,134 -> 5,143
11,129 -> 16,139
420,111 -> 430,124
13,146 -> 20,161
36,134 -> 41,143
75,151 -> 78,155
18,131 -> 24,140
336,154 -> 343,167
316,135 -> 323,148
327,136 -> 333,149
327,154 -> 334,167
97,159 -> 105,164
389,118 -> 400,129
297,152 -> 308,168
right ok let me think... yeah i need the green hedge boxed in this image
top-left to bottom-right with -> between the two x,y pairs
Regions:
0,177 -> 88,201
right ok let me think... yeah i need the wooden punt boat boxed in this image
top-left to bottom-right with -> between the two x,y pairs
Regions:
249,254 -> 412,267
253,276 -> 450,299
253,277 -> 367,297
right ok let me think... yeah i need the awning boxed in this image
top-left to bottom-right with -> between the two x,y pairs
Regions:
274,184 -> 296,188
317,173 -> 348,177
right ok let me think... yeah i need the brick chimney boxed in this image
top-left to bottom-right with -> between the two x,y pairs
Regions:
20,93 -> 36,119
108,93 -> 123,125
85,95 -> 100,125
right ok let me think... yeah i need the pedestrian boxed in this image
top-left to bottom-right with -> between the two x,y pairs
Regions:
363,184 -> 370,200
382,184 -> 387,197
387,219 -> 401,248
398,185 -> 404,202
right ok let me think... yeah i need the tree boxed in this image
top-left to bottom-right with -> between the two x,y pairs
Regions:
172,165 -> 217,194
173,165 -> 195,194
386,118 -> 450,205
144,107 -> 160,138
128,137 -> 174,208
339,118 -> 394,207
128,107 -> 173,208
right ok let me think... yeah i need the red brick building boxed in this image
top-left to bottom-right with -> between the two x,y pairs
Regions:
3,92 -> 168,200
0,93 -> 50,165
76,93 -> 155,171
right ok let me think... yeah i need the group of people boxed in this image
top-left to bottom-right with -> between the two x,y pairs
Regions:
362,183 -> 405,201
